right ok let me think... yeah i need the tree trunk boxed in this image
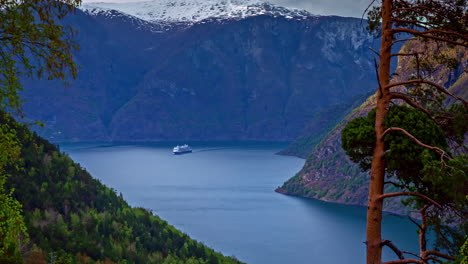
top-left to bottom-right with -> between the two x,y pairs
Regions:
366,0 -> 394,263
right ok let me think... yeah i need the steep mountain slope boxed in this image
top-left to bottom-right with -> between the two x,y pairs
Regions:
21,5 -> 380,142
276,43 -> 468,212
108,15 -> 378,141
21,8 -> 168,141
2,111 -> 242,263
277,92 -> 371,158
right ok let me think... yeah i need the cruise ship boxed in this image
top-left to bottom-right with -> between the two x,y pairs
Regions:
173,144 -> 192,154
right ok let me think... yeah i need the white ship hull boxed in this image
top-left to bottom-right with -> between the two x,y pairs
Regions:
173,144 -> 192,154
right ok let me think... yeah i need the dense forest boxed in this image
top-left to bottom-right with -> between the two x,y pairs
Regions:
1,111 -> 242,264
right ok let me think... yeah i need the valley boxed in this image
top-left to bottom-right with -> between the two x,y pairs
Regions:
2,0 -> 466,263
22,1 -> 378,143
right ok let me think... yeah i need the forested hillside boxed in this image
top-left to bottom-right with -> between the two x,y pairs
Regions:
1,111 -> 242,264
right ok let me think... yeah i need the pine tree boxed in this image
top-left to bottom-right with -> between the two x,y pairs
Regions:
362,1 -> 467,263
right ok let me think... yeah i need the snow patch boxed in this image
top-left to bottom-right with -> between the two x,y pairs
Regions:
80,0 -> 317,24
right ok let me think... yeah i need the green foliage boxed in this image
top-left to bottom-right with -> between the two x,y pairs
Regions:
340,111 -> 376,171
366,5 -> 381,37
420,154 -> 467,207
1,112 -> 242,264
367,0 -> 468,42
419,155 -> 468,256
441,104 -> 468,146
0,113 -> 27,263
0,187 -> 27,264
0,0 -> 81,113
1,1 -> 84,261
342,105 -> 447,187
342,106 -> 467,255
457,235 -> 468,264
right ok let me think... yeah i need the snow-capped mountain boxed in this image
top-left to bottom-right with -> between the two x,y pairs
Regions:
23,0 -> 382,144
81,0 -> 315,24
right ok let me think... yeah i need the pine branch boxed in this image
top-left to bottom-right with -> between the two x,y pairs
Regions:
390,53 -> 421,57
377,192 -> 441,209
401,251 -> 422,259
389,93 -> 434,119
391,18 -> 432,30
391,28 -> 468,47
384,80 -> 468,105
381,240 -> 405,260
369,46 -> 381,57
374,58 -> 384,99
424,250 -> 455,261
382,127 -> 451,163
382,259 -> 423,264
407,216 -> 422,230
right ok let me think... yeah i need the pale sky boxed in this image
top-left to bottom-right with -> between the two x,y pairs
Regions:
81,0 -> 374,18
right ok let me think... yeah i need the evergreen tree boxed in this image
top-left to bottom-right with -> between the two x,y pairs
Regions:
351,1 -> 468,263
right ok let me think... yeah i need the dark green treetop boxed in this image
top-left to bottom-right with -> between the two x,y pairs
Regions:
342,105 -> 447,189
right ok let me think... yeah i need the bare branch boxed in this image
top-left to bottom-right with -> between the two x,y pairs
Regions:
391,18 -> 435,27
425,250 -> 455,261
419,205 -> 431,255
391,18 -> 432,31
369,46 -> 381,57
374,58 -> 384,98
433,115 -> 455,120
377,192 -> 441,209
384,80 -> 468,105
391,28 -> 468,47
401,251 -> 421,259
382,259 -> 423,264
381,240 -> 405,260
389,93 -> 433,119
393,38 -> 418,45
390,53 -> 421,57
407,216 -> 422,230
361,0 -> 377,23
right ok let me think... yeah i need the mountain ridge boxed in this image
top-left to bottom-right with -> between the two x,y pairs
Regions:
81,0 -> 316,26
22,7 -> 380,143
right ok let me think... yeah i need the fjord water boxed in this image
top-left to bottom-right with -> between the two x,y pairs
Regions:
62,143 -> 419,264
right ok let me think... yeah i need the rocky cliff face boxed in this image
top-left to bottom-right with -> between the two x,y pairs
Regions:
276,43 -> 468,213
20,5 -> 379,142
109,15 -> 378,141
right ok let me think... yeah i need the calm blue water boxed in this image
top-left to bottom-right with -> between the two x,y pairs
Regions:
62,142 -> 419,264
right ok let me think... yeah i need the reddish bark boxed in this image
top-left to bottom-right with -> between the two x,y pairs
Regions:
366,0 -> 393,263
366,1 -> 465,263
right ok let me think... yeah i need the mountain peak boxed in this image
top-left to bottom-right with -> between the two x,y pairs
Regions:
81,0 -> 316,24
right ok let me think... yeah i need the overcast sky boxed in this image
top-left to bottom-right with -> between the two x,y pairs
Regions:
81,0 -> 374,18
